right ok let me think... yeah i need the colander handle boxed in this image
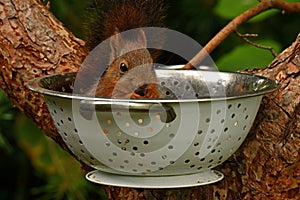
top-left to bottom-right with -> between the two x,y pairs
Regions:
79,100 -> 176,123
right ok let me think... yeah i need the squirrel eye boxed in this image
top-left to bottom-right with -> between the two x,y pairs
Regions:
120,62 -> 128,72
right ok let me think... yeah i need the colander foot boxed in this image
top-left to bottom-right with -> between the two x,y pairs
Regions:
85,169 -> 224,189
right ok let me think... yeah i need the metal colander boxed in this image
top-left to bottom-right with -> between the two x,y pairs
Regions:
26,67 -> 277,188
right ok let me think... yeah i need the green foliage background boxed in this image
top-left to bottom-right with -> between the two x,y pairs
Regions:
0,0 -> 299,199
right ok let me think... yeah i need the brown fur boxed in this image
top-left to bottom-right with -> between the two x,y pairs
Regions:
78,0 -> 166,98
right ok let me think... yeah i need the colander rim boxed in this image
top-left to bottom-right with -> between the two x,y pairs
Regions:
26,69 -> 278,103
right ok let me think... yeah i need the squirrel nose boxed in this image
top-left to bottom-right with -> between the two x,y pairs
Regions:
134,84 -> 148,96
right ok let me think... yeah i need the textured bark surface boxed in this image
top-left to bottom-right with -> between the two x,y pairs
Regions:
0,0 -> 87,148
0,0 -> 299,199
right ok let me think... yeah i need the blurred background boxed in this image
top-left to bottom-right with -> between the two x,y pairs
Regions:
0,0 -> 299,199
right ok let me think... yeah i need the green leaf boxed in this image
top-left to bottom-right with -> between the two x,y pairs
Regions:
216,39 -> 281,71
0,132 -> 13,153
14,115 -> 108,199
214,0 -> 258,19
214,0 -> 279,22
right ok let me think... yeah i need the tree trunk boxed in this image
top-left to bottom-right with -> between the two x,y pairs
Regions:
0,0 -> 87,149
0,0 -> 299,199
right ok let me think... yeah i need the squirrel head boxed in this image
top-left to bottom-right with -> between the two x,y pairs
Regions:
96,29 -> 160,98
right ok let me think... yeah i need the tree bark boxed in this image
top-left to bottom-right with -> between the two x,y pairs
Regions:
0,0 -> 299,199
0,0 -> 87,149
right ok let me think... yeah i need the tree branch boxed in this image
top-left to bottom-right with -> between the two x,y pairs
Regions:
235,31 -> 278,57
183,0 -> 300,69
0,0 -> 87,147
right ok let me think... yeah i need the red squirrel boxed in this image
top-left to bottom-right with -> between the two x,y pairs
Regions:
78,0 -> 166,98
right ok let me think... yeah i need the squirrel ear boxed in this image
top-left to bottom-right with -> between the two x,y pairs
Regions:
137,29 -> 147,48
109,31 -> 125,61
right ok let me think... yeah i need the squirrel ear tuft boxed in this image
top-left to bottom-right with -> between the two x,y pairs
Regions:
109,31 -> 125,61
137,29 -> 147,48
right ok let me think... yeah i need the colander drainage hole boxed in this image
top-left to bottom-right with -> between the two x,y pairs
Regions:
137,118 -> 143,124
143,140 -> 149,145
140,153 -> 145,157
151,161 -> 156,165
68,117 -> 72,122
132,146 -> 138,151
184,159 -> 190,163
234,121 -> 238,126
